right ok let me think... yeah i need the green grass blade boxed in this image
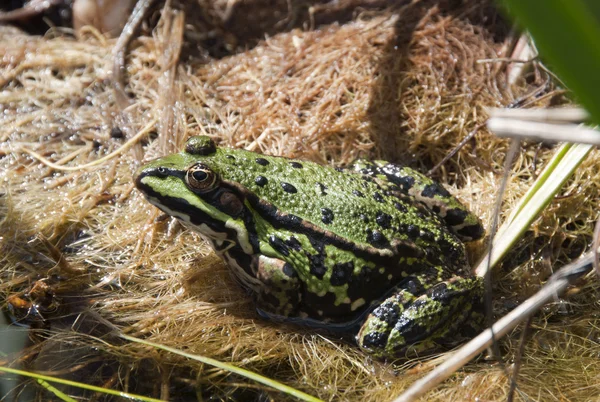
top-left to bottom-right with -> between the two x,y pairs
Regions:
121,334 -> 324,402
37,379 -> 78,402
0,366 -> 165,401
503,0 -> 600,124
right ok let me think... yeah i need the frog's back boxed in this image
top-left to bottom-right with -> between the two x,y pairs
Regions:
209,147 -> 466,270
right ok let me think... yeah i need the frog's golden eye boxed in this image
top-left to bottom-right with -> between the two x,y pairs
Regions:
186,163 -> 218,192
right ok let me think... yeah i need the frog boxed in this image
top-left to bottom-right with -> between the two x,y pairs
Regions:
135,135 -> 485,358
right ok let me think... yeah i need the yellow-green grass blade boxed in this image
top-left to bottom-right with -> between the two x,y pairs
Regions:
503,0 -> 600,124
0,366 -> 164,402
476,142 -> 593,275
37,379 -> 78,402
121,334 -> 324,402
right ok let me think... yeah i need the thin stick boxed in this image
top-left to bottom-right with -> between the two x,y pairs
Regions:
482,139 -> 520,362
487,107 -> 588,123
112,0 -> 156,109
593,215 -> 600,279
19,118 -> 157,171
488,118 -> 600,144
393,252 -> 593,402
506,316 -> 532,402
0,0 -> 62,21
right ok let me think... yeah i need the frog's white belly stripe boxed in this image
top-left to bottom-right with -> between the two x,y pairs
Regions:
219,247 -> 262,293
145,195 -> 262,292
145,196 -> 229,238
145,195 -> 253,254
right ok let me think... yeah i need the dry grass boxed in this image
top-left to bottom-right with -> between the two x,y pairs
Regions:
1,0 -> 599,401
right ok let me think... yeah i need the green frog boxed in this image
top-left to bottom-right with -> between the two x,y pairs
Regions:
135,136 -> 485,358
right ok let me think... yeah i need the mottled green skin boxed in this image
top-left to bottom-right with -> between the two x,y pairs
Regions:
135,136 -> 485,358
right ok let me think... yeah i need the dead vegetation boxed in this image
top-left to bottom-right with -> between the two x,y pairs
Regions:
1,0 -> 599,400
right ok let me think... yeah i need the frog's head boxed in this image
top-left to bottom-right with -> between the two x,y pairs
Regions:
134,136 -> 246,237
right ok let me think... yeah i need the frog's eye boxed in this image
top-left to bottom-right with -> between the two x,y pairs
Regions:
186,163 -> 218,192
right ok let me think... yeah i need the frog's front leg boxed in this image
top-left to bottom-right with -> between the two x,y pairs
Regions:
255,255 -> 302,319
357,276 -> 484,358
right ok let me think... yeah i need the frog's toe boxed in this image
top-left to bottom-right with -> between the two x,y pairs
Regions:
357,276 -> 484,358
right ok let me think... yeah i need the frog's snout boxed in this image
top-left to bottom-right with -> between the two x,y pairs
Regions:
134,160 -> 184,192
133,162 -> 162,191
133,164 -> 153,191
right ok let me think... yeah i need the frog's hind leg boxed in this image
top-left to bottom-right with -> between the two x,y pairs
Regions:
348,159 -> 484,241
356,276 -> 484,358
254,255 -> 302,320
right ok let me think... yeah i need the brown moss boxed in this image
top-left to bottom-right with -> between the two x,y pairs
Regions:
1,1 -> 599,401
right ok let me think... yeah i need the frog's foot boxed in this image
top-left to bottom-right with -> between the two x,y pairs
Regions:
356,276 -> 484,358
348,159 -> 484,242
255,255 -> 302,318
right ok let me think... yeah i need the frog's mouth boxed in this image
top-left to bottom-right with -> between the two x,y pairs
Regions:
135,169 -> 232,240
136,168 -> 264,294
